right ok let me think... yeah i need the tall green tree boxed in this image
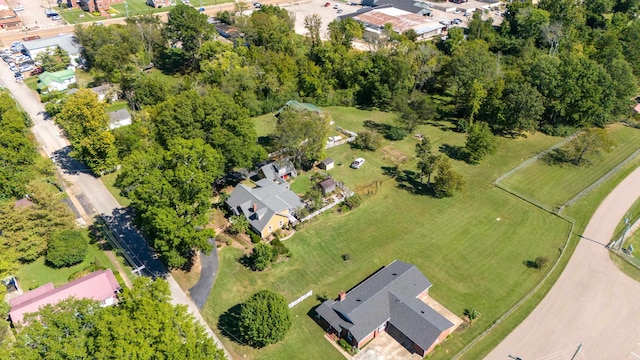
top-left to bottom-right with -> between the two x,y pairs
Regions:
328,18 -> 364,50
55,89 -> 118,174
163,4 -> 215,67
568,127 -> 613,165
415,137 -> 438,184
465,122 -> 498,163
432,157 -> 465,198
273,108 -> 330,168
34,46 -> 70,72
117,138 -> 224,268
0,93 -> 36,199
238,289 -> 292,348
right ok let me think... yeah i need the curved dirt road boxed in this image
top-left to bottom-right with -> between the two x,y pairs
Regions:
487,166 -> 640,360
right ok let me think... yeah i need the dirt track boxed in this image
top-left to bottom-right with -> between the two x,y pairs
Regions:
487,166 -> 640,360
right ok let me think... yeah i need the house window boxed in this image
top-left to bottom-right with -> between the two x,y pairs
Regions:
279,220 -> 283,227
268,225 -> 273,233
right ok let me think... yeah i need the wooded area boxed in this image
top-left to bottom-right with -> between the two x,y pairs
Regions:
57,0 -> 640,268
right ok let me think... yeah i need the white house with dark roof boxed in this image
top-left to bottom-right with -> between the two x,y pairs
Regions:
316,260 -> 460,356
226,178 -> 303,238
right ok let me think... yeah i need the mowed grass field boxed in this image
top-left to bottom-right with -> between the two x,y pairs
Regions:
208,107 -> 572,359
501,124 -> 640,209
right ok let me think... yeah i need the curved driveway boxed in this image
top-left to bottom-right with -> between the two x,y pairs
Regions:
487,166 -> 640,360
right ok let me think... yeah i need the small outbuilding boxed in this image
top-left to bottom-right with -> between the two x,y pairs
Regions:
108,109 -> 132,130
318,178 -> 337,194
319,158 -> 335,170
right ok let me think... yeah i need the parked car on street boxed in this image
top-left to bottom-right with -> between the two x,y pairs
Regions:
337,8 -> 343,13
333,4 -> 340,8
324,2 -> 331,6
13,6 -> 24,11
350,158 -> 365,169
30,67 -> 44,76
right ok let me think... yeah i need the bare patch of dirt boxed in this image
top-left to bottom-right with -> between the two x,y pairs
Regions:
171,252 -> 201,293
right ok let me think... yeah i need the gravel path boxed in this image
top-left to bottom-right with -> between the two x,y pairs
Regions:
487,166 -> 640,360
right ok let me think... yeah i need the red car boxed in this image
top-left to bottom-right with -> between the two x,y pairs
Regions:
324,2 -> 330,6
30,67 -> 43,76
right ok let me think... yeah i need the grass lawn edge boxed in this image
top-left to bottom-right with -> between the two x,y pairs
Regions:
455,158 -> 640,359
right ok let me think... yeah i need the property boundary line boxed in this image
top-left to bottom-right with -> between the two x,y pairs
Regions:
454,130 -> 640,359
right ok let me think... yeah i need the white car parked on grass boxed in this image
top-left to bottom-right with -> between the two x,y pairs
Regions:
350,158 -> 365,169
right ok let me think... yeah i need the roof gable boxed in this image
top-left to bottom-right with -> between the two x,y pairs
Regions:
9,269 -> 120,323
316,260 -> 453,349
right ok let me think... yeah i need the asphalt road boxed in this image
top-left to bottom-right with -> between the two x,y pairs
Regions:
0,50 -> 231,359
487,166 -> 640,360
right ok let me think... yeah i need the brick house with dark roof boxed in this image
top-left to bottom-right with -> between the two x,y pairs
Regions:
315,260 -> 458,356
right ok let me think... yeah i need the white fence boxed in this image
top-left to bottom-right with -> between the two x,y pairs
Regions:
289,290 -> 313,308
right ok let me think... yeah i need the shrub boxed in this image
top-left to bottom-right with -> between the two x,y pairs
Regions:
250,243 -> 276,271
464,308 -> 480,321
385,126 -> 408,140
271,238 -> 290,258
353,130 -> 381,151
228,215 -> 249,235
68,262 -> 105,281
250,231 -> 261,244
338,338 -> 353,353
534,256 -> 548,269
344,193 -> 362,209
46,230 -> 88,268
342,253 -> 350,261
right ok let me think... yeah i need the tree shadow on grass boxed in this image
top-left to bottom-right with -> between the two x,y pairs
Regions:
439,144 -> 468,162
364,119 -> 391,134
218,303 -> 245,346
381,166 -> 434,196
540,148 -> 585,167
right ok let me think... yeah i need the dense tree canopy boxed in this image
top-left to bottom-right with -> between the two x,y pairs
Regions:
9,277 -> 226,359
273,108 -> 331,168
116,138 -> 223,268
0,92 -> 36,199
56,89 -> 118,174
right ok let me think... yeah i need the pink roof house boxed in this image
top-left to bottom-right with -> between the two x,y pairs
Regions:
9,269 -> 121,324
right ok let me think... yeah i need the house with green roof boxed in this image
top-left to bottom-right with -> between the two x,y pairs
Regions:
276,100 -> 323,117
37,69 -> 76,92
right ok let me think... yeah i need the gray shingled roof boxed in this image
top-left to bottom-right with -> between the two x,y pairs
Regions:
226,180 -> 303,234
24,34 -> 82,57
316,260 -> 453,351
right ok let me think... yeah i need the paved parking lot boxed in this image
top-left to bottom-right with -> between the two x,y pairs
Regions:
283,0 -> 362,40
5,0 -> 65,34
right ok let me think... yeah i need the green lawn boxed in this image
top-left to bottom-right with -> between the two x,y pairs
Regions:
58,8 -> 106,24
206,107 -> 573,360
290,174 -> 310,195
501,124 -> 640,209
75,69 -> 96,88
100,171 -> 130,207
16,231 -> 115,290
106,100 -> 129,112
461,154 -> 640,359
24,77 -> 38,91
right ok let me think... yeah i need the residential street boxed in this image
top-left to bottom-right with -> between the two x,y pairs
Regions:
487,166 -> 640,360
0,60 -> 230,358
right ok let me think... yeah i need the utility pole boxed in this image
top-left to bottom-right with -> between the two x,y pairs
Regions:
124,0 -> 129,17
570,343 -> 583,360
619,213 -> 632,251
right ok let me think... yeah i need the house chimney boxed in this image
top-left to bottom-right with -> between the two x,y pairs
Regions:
339,291 -> 346,301
253,203 -> 257,212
